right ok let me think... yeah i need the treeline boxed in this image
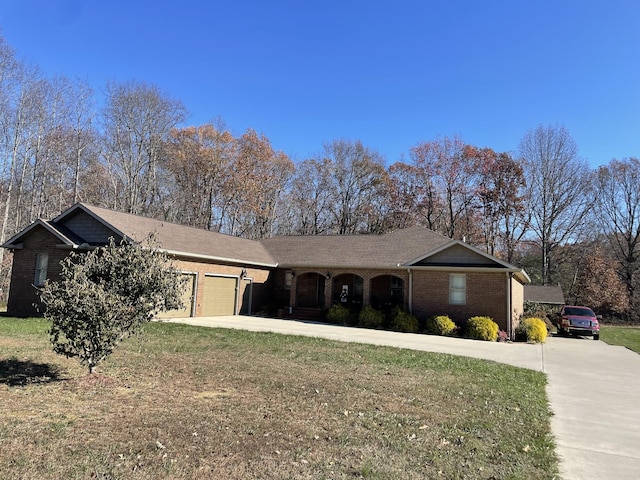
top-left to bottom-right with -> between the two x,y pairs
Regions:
0,36 -> 638,320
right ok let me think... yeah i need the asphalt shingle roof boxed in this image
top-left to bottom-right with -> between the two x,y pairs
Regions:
260,225 -> 451,268
4,203 -> 527,280
75,204 -> 277,267
524,285 -> 565,304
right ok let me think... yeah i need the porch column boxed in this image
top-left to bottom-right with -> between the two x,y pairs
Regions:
289,276 -> 296,308
324,278 -> 332,308
362,273 -> 371,306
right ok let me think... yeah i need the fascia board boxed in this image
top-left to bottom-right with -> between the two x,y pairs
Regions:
1,219 -> 76,249
163,249 -> 277,268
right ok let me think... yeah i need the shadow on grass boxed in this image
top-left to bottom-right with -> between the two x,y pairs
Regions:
0,358 -> 64,386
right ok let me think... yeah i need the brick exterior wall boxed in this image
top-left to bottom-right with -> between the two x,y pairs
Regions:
6,226 -> 69,317
412,271 -> 510,331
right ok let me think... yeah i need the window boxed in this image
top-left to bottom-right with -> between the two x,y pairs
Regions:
390,276 -> 403,304
354,276 -> 364,299
284,270 -> 293,290
449,273 -> 466,305
34,253 -> 48,287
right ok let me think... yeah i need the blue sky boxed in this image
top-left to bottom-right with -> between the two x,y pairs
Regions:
0,0 -> 638,166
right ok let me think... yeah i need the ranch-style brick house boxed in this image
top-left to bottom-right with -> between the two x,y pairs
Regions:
2,203 -> 530,336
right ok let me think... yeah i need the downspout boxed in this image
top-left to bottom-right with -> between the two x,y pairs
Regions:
407,268 -> 413,315
506,272 -> 512,339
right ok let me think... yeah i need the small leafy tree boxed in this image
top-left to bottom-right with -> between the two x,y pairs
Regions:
40,236 -> 185,374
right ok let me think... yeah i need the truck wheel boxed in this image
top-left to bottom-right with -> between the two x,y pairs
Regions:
593,334 -> 600,341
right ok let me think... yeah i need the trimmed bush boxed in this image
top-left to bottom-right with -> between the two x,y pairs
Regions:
518,317 -> 548,343
465,316 -> 499,342
326,304 -> 352,325
358,305 -> 385,329
389,307 -> 419,333
425,315 -> 457,336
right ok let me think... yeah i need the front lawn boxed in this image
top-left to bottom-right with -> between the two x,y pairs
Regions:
0,317 -> 558,479
600,325 -> 640,354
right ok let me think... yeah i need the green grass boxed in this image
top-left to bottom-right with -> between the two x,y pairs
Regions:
0,317 -> 559,479
600,325 -> 640,353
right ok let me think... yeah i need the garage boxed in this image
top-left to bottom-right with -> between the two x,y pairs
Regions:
157,273 -> 196,318
202,275 -> 238,316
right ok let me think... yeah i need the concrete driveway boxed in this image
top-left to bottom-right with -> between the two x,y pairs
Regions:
165,316 -> 640,480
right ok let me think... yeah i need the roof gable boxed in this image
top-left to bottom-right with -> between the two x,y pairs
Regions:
56,208 -> 123,245
410,242 -> 502,268
2,219 -> 76,248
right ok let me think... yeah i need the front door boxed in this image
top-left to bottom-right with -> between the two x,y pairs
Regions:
296,273 -> 325,308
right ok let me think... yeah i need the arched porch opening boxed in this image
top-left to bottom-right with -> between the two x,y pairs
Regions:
331,273 -> 364,307
295,272 -> 327,308
370,275 -> 404,310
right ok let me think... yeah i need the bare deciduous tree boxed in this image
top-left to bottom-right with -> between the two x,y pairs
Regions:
519,124 -> 592,284
324,139 -> 386,234
282,157 -> 334,235
595,157 -> 640,310
101,80 -> 187,215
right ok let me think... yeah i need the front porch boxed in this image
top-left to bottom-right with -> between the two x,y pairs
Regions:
286,270 -> 407,317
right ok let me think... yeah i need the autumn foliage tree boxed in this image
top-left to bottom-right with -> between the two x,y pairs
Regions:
574,246 -> 629,315
226,129 -> 295,239
384,161 -> 443,232
468,147 -> 527,261
410,135 -> 479,240
162,122 -> 235,230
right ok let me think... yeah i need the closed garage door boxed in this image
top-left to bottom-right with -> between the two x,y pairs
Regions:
157,273 -> 196,319
202,275 -> 237,316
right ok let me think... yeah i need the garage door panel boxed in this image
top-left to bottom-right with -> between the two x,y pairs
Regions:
157,273 -> 196,318
202,276 -> 237,316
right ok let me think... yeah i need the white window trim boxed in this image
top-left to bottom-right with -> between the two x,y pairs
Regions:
34,253 -> 49,287
449,273 -> 466,305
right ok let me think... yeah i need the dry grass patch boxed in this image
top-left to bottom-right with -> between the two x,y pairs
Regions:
0,318 -> 558,479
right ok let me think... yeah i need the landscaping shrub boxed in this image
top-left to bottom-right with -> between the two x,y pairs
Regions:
465,316 -> 499,341
388,307 -> 419,333
358,305 -> 385,329
425,315 -> 457,336
517,317 -> 548,343
497,330 -> 509,342
326,304 -> 352,325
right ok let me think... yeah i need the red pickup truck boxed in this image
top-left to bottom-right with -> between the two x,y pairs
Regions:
556,306 -> 600,340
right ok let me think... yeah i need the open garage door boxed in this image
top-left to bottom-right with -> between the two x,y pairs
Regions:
157,273 -> 196,319
202,275 -> 237,316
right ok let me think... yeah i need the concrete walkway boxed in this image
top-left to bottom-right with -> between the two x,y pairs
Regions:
165,316 -> 640,480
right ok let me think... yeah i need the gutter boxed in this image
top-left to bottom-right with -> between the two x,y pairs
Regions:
158,249 -> 277,269
56,244 -> 278,269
